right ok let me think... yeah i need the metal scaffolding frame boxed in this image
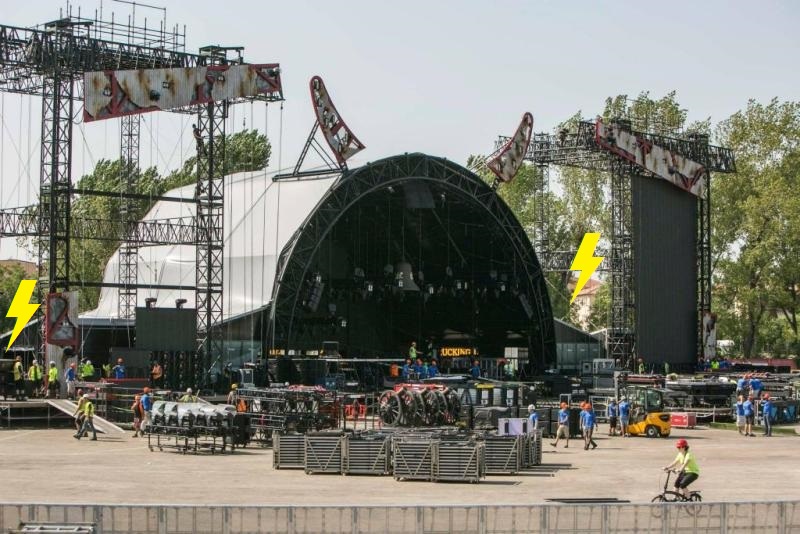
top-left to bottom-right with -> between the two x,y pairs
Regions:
269,153 -> 557,372
499,119 -> 735,367
194,98 -> 227,365
118,114 -> 140,319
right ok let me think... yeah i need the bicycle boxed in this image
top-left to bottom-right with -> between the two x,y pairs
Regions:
652,469 -> 702,503
651,469 -> 702,518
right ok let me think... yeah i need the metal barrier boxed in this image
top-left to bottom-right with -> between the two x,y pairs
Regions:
0,501 -> 798,533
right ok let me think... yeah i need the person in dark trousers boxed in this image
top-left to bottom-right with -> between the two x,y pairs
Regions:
74,394 -> 97,441
12,356 -> 25,401
192,124 -> 206,156
618,397 -> 630,437
607,399 -> 619,436
663,439 -> 700,499
761,393 -> 773,437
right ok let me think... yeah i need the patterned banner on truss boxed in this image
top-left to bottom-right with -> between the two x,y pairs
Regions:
309,76 -> 365,166
595,119 -> 707,198
487,112 -> 534,184
84,64 -> 282,121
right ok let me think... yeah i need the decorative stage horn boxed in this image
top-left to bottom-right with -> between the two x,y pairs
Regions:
394,260 -> 420,291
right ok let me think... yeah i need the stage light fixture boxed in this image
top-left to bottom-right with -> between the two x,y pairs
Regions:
145,298 -> 157,309
175,298 -> 187,309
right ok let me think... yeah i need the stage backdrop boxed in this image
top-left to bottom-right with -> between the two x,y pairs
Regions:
632,174 -> 697,367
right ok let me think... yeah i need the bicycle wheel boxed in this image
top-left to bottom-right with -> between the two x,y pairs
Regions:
650,495 -> 667,518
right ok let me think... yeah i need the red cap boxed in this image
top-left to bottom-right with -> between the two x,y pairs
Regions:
676,438 -> 688,448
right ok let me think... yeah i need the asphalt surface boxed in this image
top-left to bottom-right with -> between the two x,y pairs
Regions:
0,425 -> 797,506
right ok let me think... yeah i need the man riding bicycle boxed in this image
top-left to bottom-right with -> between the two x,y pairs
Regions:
662,438 -> 699,498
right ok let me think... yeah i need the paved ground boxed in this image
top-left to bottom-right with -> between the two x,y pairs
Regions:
0,425 -> 797,506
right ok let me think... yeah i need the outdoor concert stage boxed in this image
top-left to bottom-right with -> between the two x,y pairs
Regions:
83,153 -> 557,374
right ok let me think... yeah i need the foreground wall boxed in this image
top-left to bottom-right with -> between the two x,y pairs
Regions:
1,500 -> 797,533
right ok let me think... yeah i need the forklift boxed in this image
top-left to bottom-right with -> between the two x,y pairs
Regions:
621,384 -> 671,438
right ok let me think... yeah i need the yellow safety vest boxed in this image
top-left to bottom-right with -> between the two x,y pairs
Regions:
83,401 -> 95,417
48,367 -> 58,382
13,362 -> 23,381
28,365 -> 42,380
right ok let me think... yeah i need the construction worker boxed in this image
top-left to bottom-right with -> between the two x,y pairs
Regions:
72,389 -> 87,432
74,393 -> 97,441
12,356 -> 25,401
131,394 -> 144,437
428,360 -> 440,378
46,361 -> 59,398
79,359 -> 95,381
580,403 -> 598,450
618,396 -> 631,437
607,399 -> 619,436
102,362 -> 111,378
470,360 -> 481,379
550,402 -> 571,449
527,404 -> 540,431
27,360 -> 43,399
111,358 -> 126,379
226,384 -> 238,405
65,362 -> 77,399
150,360 -> 163,387
140,387 -> 153,431
179,388 -> 196,402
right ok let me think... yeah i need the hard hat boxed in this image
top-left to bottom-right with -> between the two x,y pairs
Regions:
82,394 -> 89,399
231,384 -> 238,390
186,388 -> 193,394
86,360 -> 92,365
527,404 -> 536,413
675,438 -> 688,449
49,361 -> 56,366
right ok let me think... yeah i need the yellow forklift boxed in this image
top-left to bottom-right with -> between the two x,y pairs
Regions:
622,385 -> 671,438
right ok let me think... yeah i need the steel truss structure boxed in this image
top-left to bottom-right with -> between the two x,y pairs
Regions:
0,14 -> 283,366
118,114 -> 140,319
269,153 -> 556,372
0,15 -> 206,347
499,119 -> 735,367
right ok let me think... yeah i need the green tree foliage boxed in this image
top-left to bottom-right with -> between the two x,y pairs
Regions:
67,130 -> 271,311
0,263 -> 29,333
713,99 -> 800,357
471,93 -> 800,360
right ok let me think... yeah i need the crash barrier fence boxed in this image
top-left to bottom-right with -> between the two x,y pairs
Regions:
1,500 -> 798,533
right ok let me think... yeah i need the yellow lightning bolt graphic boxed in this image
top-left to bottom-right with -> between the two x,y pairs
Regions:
6,280 -> 40,350
569,233 -> 604,304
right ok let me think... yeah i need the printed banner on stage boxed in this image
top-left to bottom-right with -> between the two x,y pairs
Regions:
487,112 -> 534,184
309,76 -> 365,165
702,311 -> 717,360
84,64 -> 283,121
45,291 -> 79,347
595,119 -> 707,198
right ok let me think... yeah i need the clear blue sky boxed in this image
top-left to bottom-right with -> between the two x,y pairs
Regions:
1,0 -> 798,259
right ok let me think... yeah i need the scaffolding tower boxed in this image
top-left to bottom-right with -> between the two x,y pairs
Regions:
499,118 -> 735,368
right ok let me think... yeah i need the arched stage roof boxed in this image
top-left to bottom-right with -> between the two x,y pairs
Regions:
86,153 -> 555,370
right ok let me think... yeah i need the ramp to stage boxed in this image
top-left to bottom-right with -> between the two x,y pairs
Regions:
45,399 -> 125,435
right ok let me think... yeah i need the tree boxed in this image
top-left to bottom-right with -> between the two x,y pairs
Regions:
713,99 -> 800,357
0,263 -> 29,334
66,129 -> 272,312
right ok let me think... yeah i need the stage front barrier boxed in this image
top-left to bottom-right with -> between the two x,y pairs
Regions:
0,501 -> 798,533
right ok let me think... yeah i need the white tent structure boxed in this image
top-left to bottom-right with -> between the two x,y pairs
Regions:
82,169 -> 339,320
